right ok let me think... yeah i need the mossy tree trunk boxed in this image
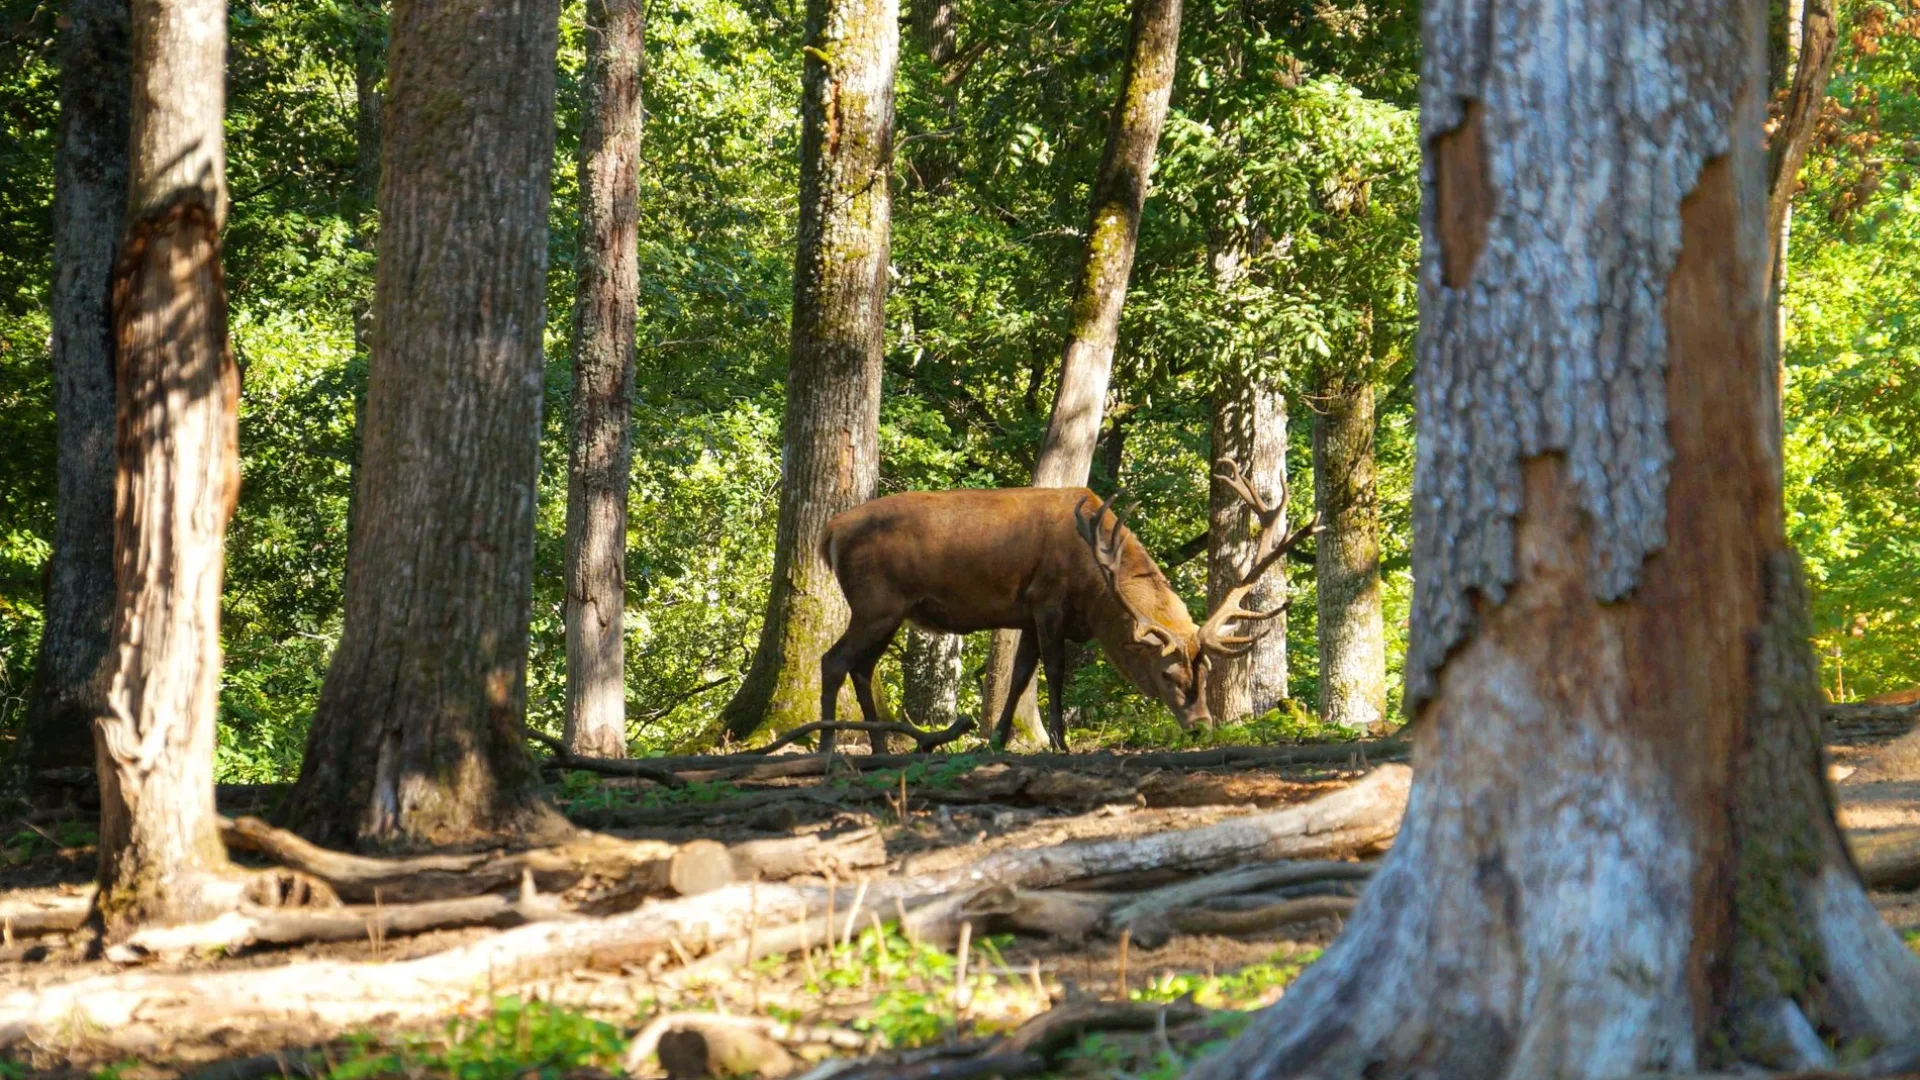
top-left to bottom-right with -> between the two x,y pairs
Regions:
718,0 -> 897,743
1190,0 -> 1920,1074
286,0 -> 571,850
1312,372 -> 1384,732
92,0 -> 240,937
563,0 -> 645,759
26,0 -> 131,793
984,0 -> 1181,745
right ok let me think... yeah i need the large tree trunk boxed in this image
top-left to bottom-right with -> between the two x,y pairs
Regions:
983,0 -> 1181,744
1208,371 -> 1288,722
900,626 -> 963,729
285,0 -> 571,850
717,0 -> 896,742
563,0 -> 645,760
93,0 -> 240,936
25,0 -> 131,790
1311,374 -> 1383,732
1192,2 -> 1920,1076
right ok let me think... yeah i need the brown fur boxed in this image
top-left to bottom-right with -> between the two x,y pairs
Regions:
820,487 -> 1211,750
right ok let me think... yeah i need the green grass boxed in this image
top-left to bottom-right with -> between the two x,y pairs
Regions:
327,998 -> 628,1080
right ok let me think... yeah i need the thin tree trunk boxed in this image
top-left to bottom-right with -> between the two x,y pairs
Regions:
1312,374 -> 1383,732
1194,1 -> 1920,1074
1766,0 -> 1838,286
285,0 -> 571,850
342,0 -> 381,572
563,0 -> 645,759
93,0 -> 240,936
26,0 -> 131,790
984,0 -> 1181,743
906,0 -> 958,192
900,626 -> 962,728
1208,372 -> 1287,722
718,0 -> 896,742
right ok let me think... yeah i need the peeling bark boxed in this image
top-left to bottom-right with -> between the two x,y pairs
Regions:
285,0 -> 571,849
93,0 -> 239,936
719,0 -> 896,741
27,0 -> 131,786
1190,0 -> 1920,1076
563,0 -> 645,759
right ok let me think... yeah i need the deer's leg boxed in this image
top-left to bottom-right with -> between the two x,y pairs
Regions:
990,629 -> 1041,750
820,617 -> 901,755
848,632 -> 899,754
1034,609 -> 1070,752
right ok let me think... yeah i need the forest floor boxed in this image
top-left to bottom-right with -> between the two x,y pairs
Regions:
0,722 -> 1914,1080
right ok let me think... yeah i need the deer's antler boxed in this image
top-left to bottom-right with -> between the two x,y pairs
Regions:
1074,494 -> 1181,656
1196,459 -> 1319,657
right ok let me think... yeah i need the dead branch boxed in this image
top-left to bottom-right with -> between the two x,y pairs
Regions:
1162,894 -> 1358,938
524,728 -> 688,788
220,816 -> 734,903
756,716 -> 976,756
1104,859 -> 1373,944
116,884 -> 577,959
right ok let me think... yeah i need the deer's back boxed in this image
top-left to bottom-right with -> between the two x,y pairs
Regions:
825,488 -> 1098,632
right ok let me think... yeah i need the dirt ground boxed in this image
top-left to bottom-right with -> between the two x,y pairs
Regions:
0,731 -> 1914,1078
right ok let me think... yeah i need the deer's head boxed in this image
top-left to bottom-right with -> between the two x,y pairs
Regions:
1075,462 -> 1316,730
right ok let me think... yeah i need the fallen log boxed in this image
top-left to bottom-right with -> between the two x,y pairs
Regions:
1848,827 -> 1920,890
117,880 -> 577,959
729,828 -> 890,882
220,817 -> 735,903
0,895 -> 92,939
916,764 -> 1407,895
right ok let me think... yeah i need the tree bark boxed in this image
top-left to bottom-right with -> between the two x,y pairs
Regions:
563,0 -> 645,759
1766,0 -> 1838,286
983,0 -> 1181,742
900,625 -> 963,729
26,0 -> 132,788
717,0 -> 896,741
1208,368 -> 1288,722
93,0 -> 240,937
1312,374 -> 1384,732
285,0 -> 571,850
1193,1 -> 1920,1076
906,0 -> 958,192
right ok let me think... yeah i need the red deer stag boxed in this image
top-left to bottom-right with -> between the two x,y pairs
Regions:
817,462 -> 1315,751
